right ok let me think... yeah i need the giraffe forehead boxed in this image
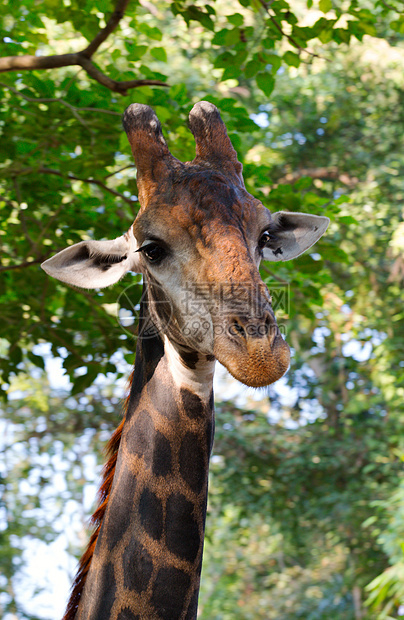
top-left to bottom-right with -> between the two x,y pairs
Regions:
133,176 -> 269,245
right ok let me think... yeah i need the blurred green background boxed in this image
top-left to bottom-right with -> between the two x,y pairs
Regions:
0,1 -> 403,618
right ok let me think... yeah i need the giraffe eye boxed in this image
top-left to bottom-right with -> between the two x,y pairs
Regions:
258,230 -> 275,249
139,243 -> 167,264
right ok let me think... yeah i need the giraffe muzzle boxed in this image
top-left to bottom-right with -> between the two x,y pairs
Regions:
214,312 -> 290,388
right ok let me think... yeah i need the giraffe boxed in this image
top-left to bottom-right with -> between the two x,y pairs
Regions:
42,101 -> 329,619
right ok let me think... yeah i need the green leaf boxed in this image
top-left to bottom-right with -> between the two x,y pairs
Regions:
71,367 -> 99,395
391,18 -> 404,34
338,215 -> 358,225
227,13 -> 244,27
358,22 -> 377,37
137,23 -> 163,41
318,27 -> 334,43
245,59 -> 261,78
125,43 -> 148,60
27,352 -> 45,369
265,53 -> 282,72
319,0 -> 332,12
295,255 -> 324,273
233,50 -> 248,66
15,140 -> 36,155
214,52 -> 235,69
322,246 -> 350,263
186,6 -> 215,31
212,28 -> 229,46
150,47 -> 167,62
225,27 -> 242,46
256,72 -> 275,97
262,35 -> 276,49
169,83 -> 188,104
332,28 -> 351,44
334,195 -> 350,205
294,176 -> 313,190
283,51 -> 300,67
222,66 -> 242,81
10,346 -> 23,365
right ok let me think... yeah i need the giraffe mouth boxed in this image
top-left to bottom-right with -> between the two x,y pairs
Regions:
214,327 -> 290,388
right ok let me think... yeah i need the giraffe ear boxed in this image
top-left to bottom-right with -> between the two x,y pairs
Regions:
262,212 -> 330,262
41,231 -> 140,289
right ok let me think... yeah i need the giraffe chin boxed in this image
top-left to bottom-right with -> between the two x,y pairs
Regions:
215,334 -> 291,388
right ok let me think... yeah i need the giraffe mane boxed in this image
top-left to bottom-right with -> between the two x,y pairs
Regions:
62,372 -> 134,620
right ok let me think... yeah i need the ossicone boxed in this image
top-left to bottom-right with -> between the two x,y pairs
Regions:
122,103 -> 177,207
123,103 -> 166,145
188,101 -> 244,187
121,101 -> 246,207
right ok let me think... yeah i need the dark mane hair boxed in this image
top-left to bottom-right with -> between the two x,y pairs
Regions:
62,373 -> 133,620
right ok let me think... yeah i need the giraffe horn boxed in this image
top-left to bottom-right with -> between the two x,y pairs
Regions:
123,104 -> 177,206
188,101 -> 244,186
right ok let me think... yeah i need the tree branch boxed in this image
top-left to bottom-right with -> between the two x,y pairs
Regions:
103,164 -> 136,179
379,0 -> 399,10
259,0 -> 321,59
0,82 -> 122,115
35,167 -> 138,205
0,0 -> 168,94
0,53 -> 168,94
277,166 -> 359,188
82,0 -> 131,57
0,257 -> 48,273
77,56 -> 169,94
261,264 -> 288,284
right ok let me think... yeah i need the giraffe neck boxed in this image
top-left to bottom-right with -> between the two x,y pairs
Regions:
75,309 -> 215,620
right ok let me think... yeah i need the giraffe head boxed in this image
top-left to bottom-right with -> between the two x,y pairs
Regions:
42,102 -> 329,387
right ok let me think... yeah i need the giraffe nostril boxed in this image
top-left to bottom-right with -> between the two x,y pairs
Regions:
228,312 -> 277,341
229,320 -> 246,338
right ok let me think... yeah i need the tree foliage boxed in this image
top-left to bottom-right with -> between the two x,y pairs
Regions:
0,0 -> 403,618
